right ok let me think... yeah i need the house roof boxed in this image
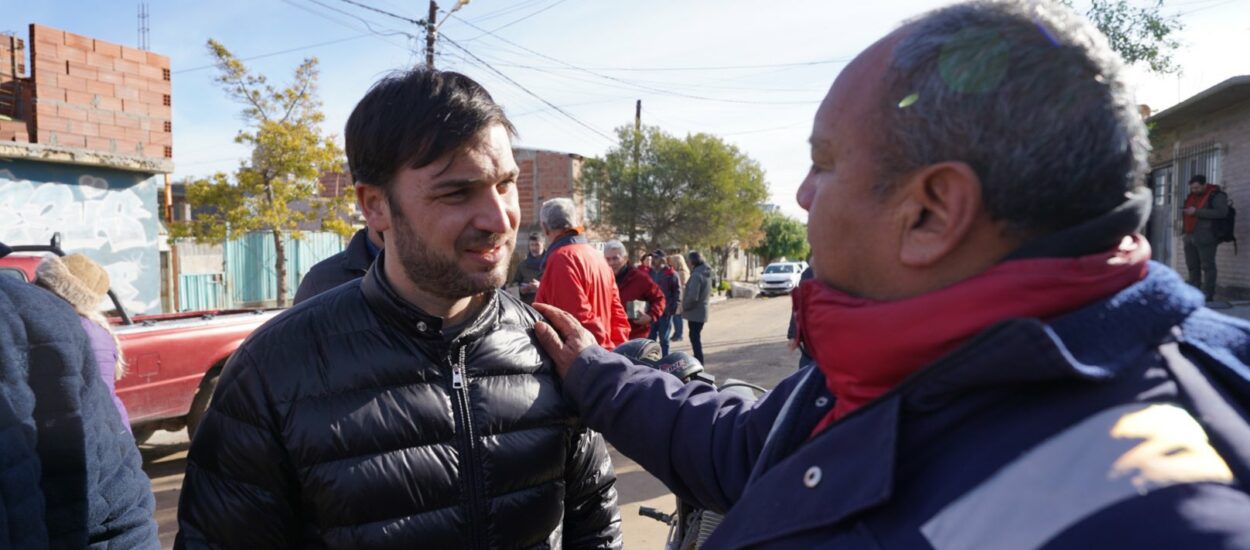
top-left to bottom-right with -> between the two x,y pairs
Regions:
1148,75 -> 1250,131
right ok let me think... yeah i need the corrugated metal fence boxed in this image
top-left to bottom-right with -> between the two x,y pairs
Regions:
226,231 -> 344,306
175,230 -> 344,310
179,272 -> 225,311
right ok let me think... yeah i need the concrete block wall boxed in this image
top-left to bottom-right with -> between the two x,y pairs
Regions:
27,24 -> 172,159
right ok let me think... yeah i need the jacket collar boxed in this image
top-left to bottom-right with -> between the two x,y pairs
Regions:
719,263 -> 1203,545
343,228 -> 379,274
361,251 -> 500,342
540,230 -> 586,270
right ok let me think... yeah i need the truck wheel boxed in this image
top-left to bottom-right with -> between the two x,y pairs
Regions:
185,370 -> 221,440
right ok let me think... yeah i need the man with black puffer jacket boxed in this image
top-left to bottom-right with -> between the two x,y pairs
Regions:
176,69 -> 621,549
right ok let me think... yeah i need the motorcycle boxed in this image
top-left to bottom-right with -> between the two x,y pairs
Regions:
612,339 -> 767,550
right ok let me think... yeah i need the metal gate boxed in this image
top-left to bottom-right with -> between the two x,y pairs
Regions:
1146,142 -> 1223,266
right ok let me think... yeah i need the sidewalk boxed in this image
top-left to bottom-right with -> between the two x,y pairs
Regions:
1208,300 -> 1250,322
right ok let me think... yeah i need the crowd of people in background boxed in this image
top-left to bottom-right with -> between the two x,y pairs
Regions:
512,199 -> 716,362
6,1 -> 1250,546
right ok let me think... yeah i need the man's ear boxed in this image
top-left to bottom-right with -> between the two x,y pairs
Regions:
356,183 -> 392,235
895,161 -> 983,267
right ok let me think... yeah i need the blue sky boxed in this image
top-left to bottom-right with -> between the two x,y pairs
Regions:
9,0 -> 1250,220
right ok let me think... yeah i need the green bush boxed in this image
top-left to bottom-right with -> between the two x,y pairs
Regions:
718,280 -> 731,293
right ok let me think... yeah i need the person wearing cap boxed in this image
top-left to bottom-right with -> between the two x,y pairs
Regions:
35,254 -> 130,431
1181,174 -> 1229,301
0,245 -> 158,547
531,2 -> 1250,546
648,250 -> 682,356
511,232 -> 545,305
680,250 -> 713,363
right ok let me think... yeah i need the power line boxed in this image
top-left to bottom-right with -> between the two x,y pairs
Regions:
474,52 -> 825,94
464,0 -> 547,24
463,0 -> 571,39
517,57 -> 850,71
334,0 -> 422,24
279,0 -> 412,54
439,36 -> 615,143
304,0 -> 416,38
450,18 -> 821,105
173,34 -> 372,74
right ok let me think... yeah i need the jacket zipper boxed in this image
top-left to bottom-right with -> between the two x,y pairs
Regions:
448,345 -> 484,548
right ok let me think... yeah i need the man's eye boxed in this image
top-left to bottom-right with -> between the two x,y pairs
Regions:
442,190 -> 469,202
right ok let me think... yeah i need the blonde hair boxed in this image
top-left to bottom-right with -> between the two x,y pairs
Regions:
668,254 -> 688,273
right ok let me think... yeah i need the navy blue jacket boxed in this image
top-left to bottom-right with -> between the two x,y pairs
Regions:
565,263 -> 1250,548
0,277 -> 158,549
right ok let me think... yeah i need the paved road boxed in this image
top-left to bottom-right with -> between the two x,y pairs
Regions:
141,293 -> 799,548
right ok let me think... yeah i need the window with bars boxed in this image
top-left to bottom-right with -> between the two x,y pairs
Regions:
1174,143 -> 1222,199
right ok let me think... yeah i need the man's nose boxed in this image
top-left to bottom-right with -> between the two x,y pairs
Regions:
797,172 -> 816,211
476,185 -> 518,235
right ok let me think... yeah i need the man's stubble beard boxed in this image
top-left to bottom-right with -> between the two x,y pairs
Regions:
388,195 -> 514,300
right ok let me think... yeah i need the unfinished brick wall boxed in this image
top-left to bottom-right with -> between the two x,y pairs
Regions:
27,24 -> 172,158
0,33 -> 30,141
515,148 -> 583,231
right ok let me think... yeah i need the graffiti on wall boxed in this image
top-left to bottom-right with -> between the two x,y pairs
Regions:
0,164 -> 162,314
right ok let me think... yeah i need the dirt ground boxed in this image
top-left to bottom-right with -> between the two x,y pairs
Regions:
142,294 -> 800,548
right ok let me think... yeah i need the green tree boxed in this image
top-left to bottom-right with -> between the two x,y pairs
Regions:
1064,0 -> 1182,74
170,39 -> 352,307
751,211 -> 809,265
581,125 -> 768,256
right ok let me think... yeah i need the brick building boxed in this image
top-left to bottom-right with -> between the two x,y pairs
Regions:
0,24 -> 172,159
314,146 -> 595,240
1147,75 -> 1250,299
1,24 -> 174,313
514,147 -> 594,237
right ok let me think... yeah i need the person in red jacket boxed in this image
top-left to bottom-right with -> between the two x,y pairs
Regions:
602,240 -> 664,340
534,198 -> 630,349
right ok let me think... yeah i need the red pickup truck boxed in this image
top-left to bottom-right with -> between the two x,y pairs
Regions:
1,237 -> 281,443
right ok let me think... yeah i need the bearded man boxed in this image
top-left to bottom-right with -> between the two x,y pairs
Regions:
176,69 -> 621,549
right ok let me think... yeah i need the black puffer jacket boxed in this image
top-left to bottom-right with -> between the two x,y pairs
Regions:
176,258 -> 622,549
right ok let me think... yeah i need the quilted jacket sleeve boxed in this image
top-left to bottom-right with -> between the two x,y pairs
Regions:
562,426 -> 623,549
175,347 -> 300,549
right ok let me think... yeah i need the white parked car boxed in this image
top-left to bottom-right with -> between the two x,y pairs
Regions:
759,261 -> 808,295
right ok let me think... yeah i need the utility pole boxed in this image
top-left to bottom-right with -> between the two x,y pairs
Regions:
425,1 -> 438,68
631,99 -> 641,251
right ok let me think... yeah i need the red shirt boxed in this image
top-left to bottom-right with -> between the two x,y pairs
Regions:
535,243 -> 631,350
615,266 -> 665,340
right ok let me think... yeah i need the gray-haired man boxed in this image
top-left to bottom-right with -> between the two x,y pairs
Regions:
533,198 -> 630,349
531,1 -> 1250,546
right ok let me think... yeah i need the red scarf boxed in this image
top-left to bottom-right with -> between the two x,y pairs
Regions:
1183,184 -> 1218,234
794,235 -> 1151,436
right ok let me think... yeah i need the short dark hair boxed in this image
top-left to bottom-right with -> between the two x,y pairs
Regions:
345,68 -> 515,188
1190,174 -> 1207,185
878,1 -> 1149,237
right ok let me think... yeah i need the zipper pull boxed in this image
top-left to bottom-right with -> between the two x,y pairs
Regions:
451,365 -> 465,389
450,345 -> 468,390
